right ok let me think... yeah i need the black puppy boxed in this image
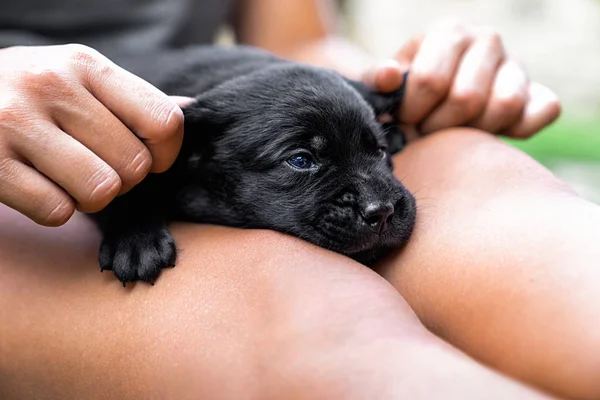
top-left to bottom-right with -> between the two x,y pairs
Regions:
92,46 -> 416,285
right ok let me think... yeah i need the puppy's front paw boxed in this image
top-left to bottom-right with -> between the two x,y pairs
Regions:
99,227 -> 177,286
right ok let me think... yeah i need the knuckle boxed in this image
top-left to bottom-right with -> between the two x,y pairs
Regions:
0,103 -> 24,129
18,69 -> 72,97
65,44 -> 99,65
413,73 -> 450,99
148,100 -> 185,142
125,147 -> 152,185
0,156 -> 19,180
497,94 -> 526,116
64,44 -> 106,77
40,198 -> 75,227
451,89 -> 487,118
484,30 -> 502,48
437,19 -> 472,44
83,166 -> 121,211
0,157 -> 75,226
478,28 -> 504,53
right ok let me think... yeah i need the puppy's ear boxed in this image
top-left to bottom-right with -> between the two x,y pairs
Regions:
181,91 -> 236,141
180,92 -> 235,168
344,71 -> 409,120
345,71 -> 409,154
182,94 -> 232,128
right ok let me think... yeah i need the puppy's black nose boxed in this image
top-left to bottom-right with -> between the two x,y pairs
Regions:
361,201 -> 395,233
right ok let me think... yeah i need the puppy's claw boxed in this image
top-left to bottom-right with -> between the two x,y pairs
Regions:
98,226 -> 177,286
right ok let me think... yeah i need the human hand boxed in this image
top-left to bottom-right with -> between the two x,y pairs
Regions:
363,21 -> 561,138
0,44 -> 194,226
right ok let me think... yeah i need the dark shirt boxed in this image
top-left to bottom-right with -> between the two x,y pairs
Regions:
0,0 -> 235,56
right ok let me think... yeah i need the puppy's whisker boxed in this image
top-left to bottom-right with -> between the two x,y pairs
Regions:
395,173 -> 410,182
408,186 -> 435,200
415,205 -> 436,213
414,196 -> 436,203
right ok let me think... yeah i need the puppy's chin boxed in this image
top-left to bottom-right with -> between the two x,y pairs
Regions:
310,229 -> 410,266
343,226 -> 415,266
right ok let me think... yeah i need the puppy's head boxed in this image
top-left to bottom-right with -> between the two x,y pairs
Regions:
178,64 -> 416,263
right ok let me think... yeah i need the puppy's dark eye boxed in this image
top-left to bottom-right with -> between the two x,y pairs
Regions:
378,146 -> 388,157
287,153 -> 316,170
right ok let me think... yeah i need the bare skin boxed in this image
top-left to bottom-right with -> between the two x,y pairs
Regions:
235,0 -> 560,139
0,131 -> 555,400
0,2 -> 559,229
0,1 -> 572,398
0,44 -> 189,225
378,129 -> 600,400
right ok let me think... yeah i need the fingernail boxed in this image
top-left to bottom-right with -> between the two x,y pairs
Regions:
170,96 -> 196,108
361,66 -> 378,88
379,58 -> 404,71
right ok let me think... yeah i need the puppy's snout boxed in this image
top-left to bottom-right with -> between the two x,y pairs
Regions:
361,201 -> 395,233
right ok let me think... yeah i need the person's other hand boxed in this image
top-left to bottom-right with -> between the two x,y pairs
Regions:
363,20 -> 561,138
0,44 -> 194,226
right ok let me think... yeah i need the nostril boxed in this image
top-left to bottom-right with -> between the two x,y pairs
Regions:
361,202 -> 395,231
365,215 -> 383,227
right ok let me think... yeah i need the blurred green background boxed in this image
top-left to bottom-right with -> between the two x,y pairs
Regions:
505,116 -> 600,203
340,0 -> 600,203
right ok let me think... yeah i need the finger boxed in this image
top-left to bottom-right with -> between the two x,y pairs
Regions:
51,90 -> 152,195
420,31 -> 505,134
362,59 -> 407,93
400,22 -> 474,125
504,82 -> 561,139
395,34 -> 423,66
69,46 -> 184,173
11,122 -> 121,213
470,60 -> 529,133
0,156 -> 75,226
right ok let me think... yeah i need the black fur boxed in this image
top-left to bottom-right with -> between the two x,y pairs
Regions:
91,46 -> 416,285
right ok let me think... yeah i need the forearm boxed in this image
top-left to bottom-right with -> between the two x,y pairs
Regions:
278,36 -> 373,80
233,0 -> 374,79
378,129 -> 600,399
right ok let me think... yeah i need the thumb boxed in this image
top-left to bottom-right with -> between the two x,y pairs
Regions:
361,59 -> 409,93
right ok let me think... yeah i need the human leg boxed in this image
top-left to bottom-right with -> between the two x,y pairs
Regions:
378,128 -> 600,399
0,206 -> 548,399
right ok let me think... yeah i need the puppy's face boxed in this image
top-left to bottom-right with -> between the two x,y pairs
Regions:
179,65 -> 416,262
